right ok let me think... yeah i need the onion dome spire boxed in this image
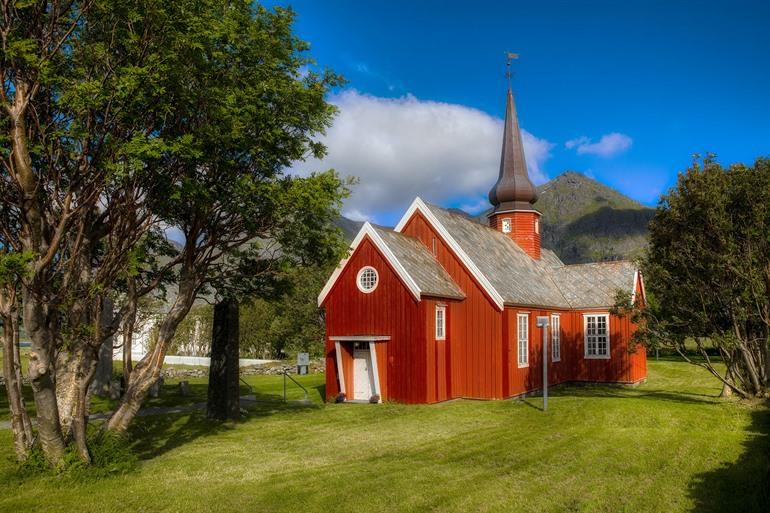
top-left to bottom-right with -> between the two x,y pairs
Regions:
488,88 -> 538,212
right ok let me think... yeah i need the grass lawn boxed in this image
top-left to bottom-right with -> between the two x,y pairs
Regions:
0,358 -> 768,513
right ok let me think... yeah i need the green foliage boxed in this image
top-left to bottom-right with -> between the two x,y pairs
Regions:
631,155 -> 770,396
0,251 -> 34,286
240,264 -> 331,359
2,0 -> 349,466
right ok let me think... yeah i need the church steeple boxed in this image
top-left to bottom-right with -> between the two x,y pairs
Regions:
487,75 -> 542,260
488,88 -> 538,212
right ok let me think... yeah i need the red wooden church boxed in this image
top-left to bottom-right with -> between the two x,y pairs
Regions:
319,87 -> 647,404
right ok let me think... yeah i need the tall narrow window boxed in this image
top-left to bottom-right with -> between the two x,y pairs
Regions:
435,305 -> 446,341
432,237 -> 437,255
551,314 -> 561,362
517,313 -> 529,367
535,218 -> 540,234
502,218 -> 512,233
584,313 -> 610,359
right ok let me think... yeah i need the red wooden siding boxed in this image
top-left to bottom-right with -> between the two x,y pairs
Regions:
322,212 -> 647,404
401,212 -> 505,400
323,236 -> 428,403
488,211 -> 542,260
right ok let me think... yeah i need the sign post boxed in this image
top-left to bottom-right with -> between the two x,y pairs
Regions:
536,316 -> 549,411
297,352 -> 310,375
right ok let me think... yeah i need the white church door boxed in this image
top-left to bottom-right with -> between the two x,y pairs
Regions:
353,347 -> 375,400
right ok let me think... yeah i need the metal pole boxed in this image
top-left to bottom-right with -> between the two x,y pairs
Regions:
542,322 -> 548,411
283,371 -> 287,402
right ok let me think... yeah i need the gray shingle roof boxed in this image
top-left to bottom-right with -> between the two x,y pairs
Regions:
551,261 -> 637,309
423,204 -> 637,309
374,227 -> 465,300
425,204 -> 570,307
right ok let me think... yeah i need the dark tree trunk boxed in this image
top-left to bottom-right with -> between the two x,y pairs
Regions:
92,298 -> 115,398
207,298 -> 240,421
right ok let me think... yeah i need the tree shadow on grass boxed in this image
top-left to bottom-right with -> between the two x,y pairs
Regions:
548,383 -> 721,406
687,402 -> 770,512
127,391 -> 320,461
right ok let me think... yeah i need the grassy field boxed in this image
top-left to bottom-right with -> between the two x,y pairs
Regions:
0,358 -> 768,513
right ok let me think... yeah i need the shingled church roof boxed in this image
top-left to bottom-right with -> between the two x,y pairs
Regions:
419,202 -> 639,309
320,200 -> 640,310
373,227 -> 465,300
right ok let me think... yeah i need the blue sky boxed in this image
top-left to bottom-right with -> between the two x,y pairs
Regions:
267,0 -> 770,225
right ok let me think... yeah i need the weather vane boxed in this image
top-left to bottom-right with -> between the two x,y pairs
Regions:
505,52 -> 519,87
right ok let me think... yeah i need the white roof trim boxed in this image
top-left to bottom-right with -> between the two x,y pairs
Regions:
318,222 -> 422,307
631,269 -> 646,305
329,335 -> 391,341
394,197 -> 505,311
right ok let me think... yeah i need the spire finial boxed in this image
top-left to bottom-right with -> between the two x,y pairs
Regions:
505,52 -> 519,89
488,57 -> 538,213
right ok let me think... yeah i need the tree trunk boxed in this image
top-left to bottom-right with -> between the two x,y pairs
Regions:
23,289 -> 66,465
12,315 -> 34,443
56,344 -> 87,439
106,278 -> 197,433
72,348 -> 99,464
738,342 -> 763,396
2,311 -> 32,461
720,361 -> 735,398
13,87 -> 65,465
91,298 -> 115,397
122,279 -> 138,383
207,298 -> 240,421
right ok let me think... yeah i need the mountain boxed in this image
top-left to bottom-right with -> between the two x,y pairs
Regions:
336,171 -> 655,265
534,172 -> 654,263
474,171 -> 654,263
334,216 -> 364,240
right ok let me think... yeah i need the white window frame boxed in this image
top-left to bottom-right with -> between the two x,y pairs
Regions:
356,266 -> 379,294
517,313 -> 529,368
551,314 -> 561,362
435,305 -> 446,341
502,218 -> 512,233
584,313 -> 610,359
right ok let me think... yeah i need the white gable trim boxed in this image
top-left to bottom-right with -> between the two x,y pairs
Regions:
394,197 -> 505,311
631,270 -> 646,305
318,222 -> 422,307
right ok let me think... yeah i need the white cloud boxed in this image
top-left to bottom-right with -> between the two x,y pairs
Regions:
342,209 -> 371,222
565,136 -> 590,150
565,132 -> 632,158
290,90 -> 554,223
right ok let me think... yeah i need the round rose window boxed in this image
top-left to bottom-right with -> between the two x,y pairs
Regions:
357,266 -> 378,293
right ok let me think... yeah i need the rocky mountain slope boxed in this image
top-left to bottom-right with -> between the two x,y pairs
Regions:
531,171 -> 654,263
337,171 -> 655,265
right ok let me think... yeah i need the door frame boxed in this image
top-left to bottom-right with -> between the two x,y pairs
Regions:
330,336 -> 389,403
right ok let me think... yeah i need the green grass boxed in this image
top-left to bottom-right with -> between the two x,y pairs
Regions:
0,359 -> 768,513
